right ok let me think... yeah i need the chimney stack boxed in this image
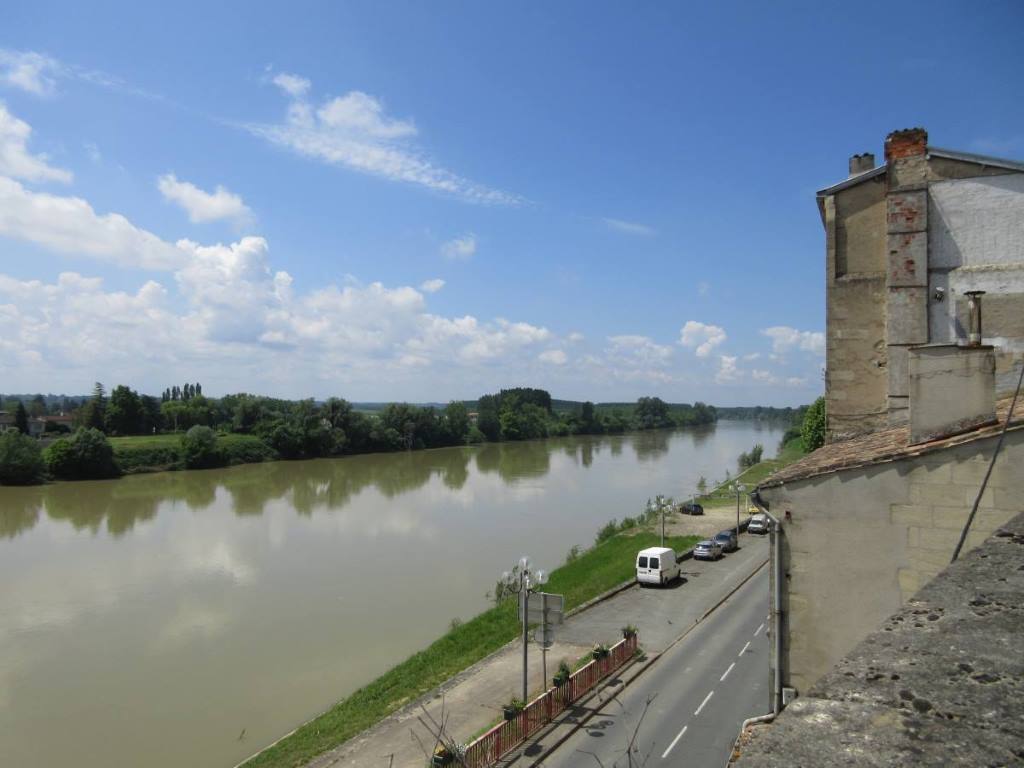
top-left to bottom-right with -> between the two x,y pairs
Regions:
884,128 -> 928,162
848,153 -> 876,177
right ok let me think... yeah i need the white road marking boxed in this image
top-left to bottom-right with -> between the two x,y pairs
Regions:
661,725 -> 687,759
755,622 -> 765,636
694,690 -> 714,716
739,641 -> 750,656
720,662 -> 736,682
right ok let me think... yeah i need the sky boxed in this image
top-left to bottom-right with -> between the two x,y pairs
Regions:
1,1 -> 1022,406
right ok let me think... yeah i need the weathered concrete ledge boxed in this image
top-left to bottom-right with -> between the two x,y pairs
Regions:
734,511 -> 1024,767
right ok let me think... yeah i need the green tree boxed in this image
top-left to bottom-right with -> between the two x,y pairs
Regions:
44,428 -> 119,480
81,382 -> 107,431
14,401 -> 29,434
0,430 -> 44,485
181,425 -> 220,468
476,394 -> 501,441
29,394 -> 47,418
801,396 -> 826,452
443,401 -> 470,444
105,385 -> 143,435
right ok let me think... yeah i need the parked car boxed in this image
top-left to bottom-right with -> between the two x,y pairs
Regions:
678,502 -> 704,516
693,539 -> 723,560
748,513 -> 769,535
636,546 -> 681,586
714,529 -> 739,553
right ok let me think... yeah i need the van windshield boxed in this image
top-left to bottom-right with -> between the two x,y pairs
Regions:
649,557 -> 660,569
638,556 -> 648,568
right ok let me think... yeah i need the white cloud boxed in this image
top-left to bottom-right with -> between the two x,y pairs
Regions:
751,369 -> 778,384
0,176 -> 183,270
157,173 -> 252,224
679,320 -> 727,358
603,218 -> 656,236
715,355 -> 739,383
567,331 -> 585,343
761,326 -> 825,356
606,335 -> 673,367
0,102 -> 72,183
271,72 -> 310,99
539,349 -> 567,365
441,233 -> 477,261
0,50 -> 59,95
419,278 -> 445,293
786,376 -> 809,387
249,77 -> 519,204
742,352 -> 761,361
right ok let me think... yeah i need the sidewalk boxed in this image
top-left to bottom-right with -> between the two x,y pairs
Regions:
306,536 -> 769,768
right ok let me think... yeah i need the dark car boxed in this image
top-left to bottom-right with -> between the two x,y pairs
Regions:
679,502 -> 704,516
714,529 -> 739,553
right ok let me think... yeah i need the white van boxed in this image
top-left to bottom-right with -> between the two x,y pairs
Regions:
636,546 -> 681,586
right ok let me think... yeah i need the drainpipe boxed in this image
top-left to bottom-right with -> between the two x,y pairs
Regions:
751,491 -> 783,715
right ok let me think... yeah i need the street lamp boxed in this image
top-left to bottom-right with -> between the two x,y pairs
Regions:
502,556 -> 548,702
734,482 -> 746,539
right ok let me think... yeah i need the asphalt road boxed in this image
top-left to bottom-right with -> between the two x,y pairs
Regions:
539,567 -> 770,767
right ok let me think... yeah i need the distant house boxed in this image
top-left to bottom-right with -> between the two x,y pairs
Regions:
0,411 -> 14,432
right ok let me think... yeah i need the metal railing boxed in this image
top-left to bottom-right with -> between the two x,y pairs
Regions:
462,634 -> 638,768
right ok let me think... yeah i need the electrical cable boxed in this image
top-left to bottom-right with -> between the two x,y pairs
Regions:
951,359 -> 1024,563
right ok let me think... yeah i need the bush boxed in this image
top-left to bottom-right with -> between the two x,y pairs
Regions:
801,397 -> 826,452
181,425 -> 221,469
0,430 -> 45,485
595,519 -> 619,544
218,434 -> 276,465
44,428 -> 120,480
114,445 -> 182,473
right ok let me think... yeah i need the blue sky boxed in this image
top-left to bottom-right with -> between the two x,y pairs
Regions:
1,1 -> 1022,405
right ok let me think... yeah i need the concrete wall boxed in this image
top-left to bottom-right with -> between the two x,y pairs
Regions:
761,430 -> 1024,694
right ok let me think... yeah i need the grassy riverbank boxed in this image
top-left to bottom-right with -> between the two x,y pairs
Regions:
242,529 -> 699,768
695,436 -> 806,507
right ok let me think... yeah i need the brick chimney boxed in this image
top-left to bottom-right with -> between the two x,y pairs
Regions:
848,153 -> 876,177
884,128 -> 928,161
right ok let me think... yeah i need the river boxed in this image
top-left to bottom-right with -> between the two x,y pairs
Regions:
0,420 -> 786,768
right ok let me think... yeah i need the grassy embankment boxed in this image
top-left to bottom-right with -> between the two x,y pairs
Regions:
242,529 -> 700,768
110,433 -> 275,473
695,436 -> 807,508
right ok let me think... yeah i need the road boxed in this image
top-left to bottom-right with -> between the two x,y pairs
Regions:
539,566 -> 769,767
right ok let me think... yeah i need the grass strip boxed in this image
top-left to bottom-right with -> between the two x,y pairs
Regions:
242,530 -> 699,767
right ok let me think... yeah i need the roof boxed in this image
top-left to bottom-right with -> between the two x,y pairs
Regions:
815,145 -> 1024,197
638,546 -> 673,555
760,395 -> 1024,488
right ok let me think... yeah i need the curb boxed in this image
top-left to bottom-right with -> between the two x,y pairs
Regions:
508,556 -> 770,766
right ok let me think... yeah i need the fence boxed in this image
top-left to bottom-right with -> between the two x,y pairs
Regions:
461,633 -> 638,768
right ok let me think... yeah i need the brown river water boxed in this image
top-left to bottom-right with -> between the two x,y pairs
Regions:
0,421 -> 785,768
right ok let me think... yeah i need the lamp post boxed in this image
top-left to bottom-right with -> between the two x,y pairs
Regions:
502,557 -> 547,702
734,482 -> 746,539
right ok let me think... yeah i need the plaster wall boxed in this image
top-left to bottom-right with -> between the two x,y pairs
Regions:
761,430 -> 1024,693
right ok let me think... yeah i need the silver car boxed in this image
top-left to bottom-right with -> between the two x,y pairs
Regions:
693,539 -> 723,561
748,514 -> 769,534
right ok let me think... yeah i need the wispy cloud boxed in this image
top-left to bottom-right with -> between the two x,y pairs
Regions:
603,217 -> 656,236
0,48 -> 165,102
419,278 -> 445,293
248,73 -> 521,205
0,102 -> 72,183
158,173 -> 252,225
441,233 -> 477,261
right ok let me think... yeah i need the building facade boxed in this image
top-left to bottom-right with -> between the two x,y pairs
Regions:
819,129 -> 1024,440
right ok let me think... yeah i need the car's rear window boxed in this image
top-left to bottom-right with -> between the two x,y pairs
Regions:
716,533 -> 729,541
638,556 -> 648,568
649,557 -> 660,569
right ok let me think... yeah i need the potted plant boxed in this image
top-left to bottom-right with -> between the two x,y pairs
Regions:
621,624 -> 638,640
552,660 -> 571,687
592,643 -> 610,660
431,746 -> 452,766
502,697 -> 524,720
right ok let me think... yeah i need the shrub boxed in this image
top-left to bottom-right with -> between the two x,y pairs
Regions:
564,544 -> 582,564
0,430 -> 45,485
114,445 -> 182,473
595,519 -> 619,544
181,425 -> 221,469
801,396 -> 826,452
218,434 -> 276,465
44,428 -> 120,480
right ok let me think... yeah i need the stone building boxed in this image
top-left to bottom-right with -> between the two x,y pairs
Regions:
819,128 -> 1024,440
753,128 -> 1024,704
